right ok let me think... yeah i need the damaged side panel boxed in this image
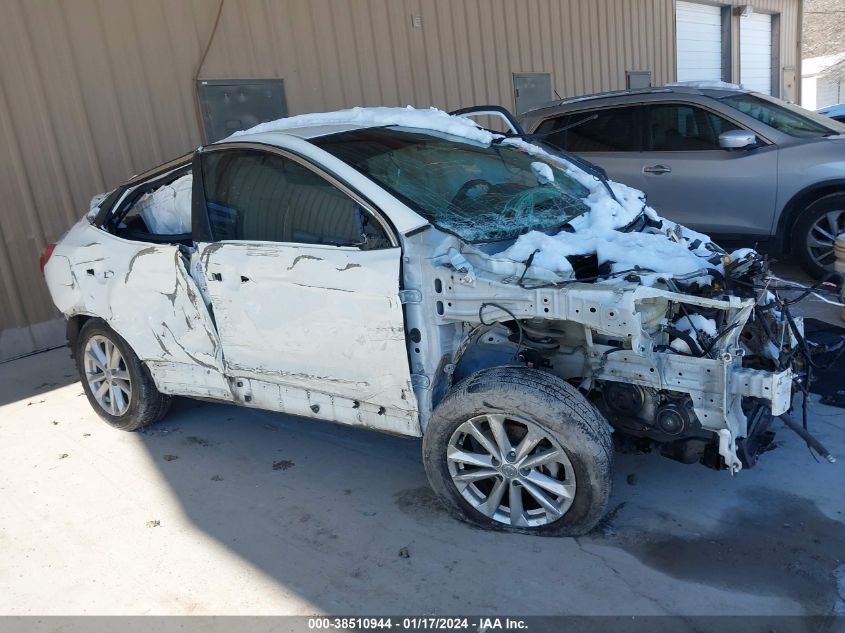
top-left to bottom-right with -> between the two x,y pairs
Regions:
45,220 -> 230,400
196,240 -> 420,435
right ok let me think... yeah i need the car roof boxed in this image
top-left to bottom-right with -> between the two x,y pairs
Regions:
216,106 -> 501,146
521,83 -> 751,118
221,122 -> 374,142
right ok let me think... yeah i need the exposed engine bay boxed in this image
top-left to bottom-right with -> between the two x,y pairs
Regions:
404,212 -> 839,475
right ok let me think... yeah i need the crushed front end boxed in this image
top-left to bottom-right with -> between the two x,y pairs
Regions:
405,228 -> 815,475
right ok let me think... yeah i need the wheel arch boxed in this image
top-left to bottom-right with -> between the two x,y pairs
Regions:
775,180 -> 845,254
66,313 -> 94,359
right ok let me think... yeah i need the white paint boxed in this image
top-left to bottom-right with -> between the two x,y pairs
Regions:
676,1 -> 723,84
41,107 -> 800,474
197,241 -> 418,425
45,220 -> 228,395
740,12 -> 773,95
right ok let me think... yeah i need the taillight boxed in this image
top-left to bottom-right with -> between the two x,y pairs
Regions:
39,243 -> 56,274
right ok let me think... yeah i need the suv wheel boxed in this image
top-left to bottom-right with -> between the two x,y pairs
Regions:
793,193 -> 845,279
76,318 -> 171,431
422,367 -> 613,536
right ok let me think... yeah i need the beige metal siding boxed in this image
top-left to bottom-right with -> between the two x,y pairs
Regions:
0,0 -> 800,360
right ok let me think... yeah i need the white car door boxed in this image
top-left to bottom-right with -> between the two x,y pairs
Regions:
194,145 -> 418,431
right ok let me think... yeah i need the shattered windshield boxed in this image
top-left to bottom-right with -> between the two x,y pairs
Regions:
315,127 -> 591,242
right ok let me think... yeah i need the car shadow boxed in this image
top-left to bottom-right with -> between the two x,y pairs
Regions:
134,398 -> 607,614
0,347 -> 79,408
134,395 -> 845,615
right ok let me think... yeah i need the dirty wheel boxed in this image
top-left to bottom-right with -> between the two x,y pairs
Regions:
423,367 -> 613,536
76,318 -> 171,431
793,193 -> 845,279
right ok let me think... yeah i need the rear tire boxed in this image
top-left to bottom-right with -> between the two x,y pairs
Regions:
792,193 -> 845,279
422,366 -> 613,536
76,318 -> 171,431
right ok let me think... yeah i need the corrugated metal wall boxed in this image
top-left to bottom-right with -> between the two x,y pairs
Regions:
0,0 -> 800,361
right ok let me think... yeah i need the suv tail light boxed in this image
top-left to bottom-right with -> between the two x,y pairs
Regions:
39,243 -> 56,274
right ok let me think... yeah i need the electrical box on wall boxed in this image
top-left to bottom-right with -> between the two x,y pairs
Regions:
626,71 -> 652,90
512,73 -> 552,115
197,79 -> 288,142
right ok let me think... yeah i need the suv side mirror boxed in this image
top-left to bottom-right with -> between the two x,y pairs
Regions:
719,130 -> 758,150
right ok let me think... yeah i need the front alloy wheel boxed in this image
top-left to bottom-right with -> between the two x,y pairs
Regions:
805,210 -> 845,270
794,193 -> 845,279
447,414 -> 576,528
423,366 -> 613,536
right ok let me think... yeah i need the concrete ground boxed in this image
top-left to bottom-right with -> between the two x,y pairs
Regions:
0,288 -> 843,617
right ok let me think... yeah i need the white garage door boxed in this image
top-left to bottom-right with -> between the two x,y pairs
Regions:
740,12 -> 772,94
676,1 -> 723,83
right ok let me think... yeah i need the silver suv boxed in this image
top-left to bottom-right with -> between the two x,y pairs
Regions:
519,85 -> 845,278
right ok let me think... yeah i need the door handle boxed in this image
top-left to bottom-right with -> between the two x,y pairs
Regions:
643,164 -> 671,175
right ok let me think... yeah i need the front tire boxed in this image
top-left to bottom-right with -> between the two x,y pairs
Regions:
792,193 -> 845,279
76,318 -> 171,431
422,367 -> 613,536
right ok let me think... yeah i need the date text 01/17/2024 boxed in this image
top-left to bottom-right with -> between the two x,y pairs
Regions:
307,617 -> 528,630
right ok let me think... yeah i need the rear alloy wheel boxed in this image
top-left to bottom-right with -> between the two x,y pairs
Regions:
793,193 -> 845,279
76,319 -> 171,431
84,335 -> 132,416
423,366 -> 613,536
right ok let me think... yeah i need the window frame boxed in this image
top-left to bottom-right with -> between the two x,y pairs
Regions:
93,153 -> 193,232
534,98 -> 773,154
193,142 -> 399,248
642,101 -> 741,152
535,104 -> 647,152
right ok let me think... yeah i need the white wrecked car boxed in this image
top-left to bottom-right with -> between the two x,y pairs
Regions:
42,106 -> 808,535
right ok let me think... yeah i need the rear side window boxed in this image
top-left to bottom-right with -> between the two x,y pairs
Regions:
536,107 -> 640,152
646,104 -> 740,151
201,149 -> 389,248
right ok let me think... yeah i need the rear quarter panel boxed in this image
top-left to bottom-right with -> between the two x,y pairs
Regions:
45,220 -> 229,398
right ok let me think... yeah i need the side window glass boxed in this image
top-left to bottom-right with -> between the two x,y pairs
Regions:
647,104 -> 741,151
536,107 -> 639,152
201,149 -> 390,248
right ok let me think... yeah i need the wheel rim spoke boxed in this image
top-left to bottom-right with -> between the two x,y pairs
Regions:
452,468 -> 499,485
509,482 -> 527,527
479,477 -> 507,515
825,211 -> 843,236
519,447 -> 563,470
514,428 -> 542,462
486,414 -> 512,455
465,420 -> 501,460
807,233 -> 834,249
447,446 -> 494,468
107,341 -> 121,370
523,469 -> 575,499
520,478 -> 563,519
92,380 -> 109,400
